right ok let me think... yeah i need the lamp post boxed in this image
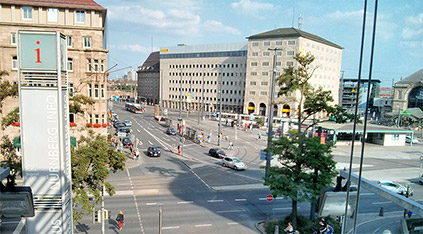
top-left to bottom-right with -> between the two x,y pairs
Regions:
265,48 -> 282,178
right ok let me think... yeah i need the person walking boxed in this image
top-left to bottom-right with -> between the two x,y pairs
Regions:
177,145 -> 181,155
284,222 -> 295,233
135,149 -> 140,160
116,210 -> 124,231
228,141 -> 233,150
258,132 -> 262,140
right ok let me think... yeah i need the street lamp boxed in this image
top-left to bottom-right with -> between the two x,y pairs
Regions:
265,48 -> 282,178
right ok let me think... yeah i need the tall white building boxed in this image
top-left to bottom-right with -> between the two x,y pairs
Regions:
160,42 -> 248,113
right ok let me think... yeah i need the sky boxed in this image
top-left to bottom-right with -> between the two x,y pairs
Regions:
96,0 -> 423,87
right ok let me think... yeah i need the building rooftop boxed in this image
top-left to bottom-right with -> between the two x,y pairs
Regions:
395,69 -> 423,85
138,51 -> 160,72
0,0 -> 106,10
160,42 -> 248,54
247,27 -> 343,49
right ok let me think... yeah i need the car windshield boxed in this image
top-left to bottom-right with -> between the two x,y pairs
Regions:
234,159 -> 242,163
150,147 -> 158,151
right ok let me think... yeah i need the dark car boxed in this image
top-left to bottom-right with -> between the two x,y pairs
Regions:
117,127 -> 130,133
147,146 -> 161,157
114,121 -> 122,128
209,148 -> 226,158
166,128 -> 176,135
122,137 -> 133,147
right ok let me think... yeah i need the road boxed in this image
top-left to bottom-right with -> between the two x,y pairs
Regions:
74,103 -> 423,233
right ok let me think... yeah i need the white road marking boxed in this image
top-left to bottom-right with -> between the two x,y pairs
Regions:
361,193 -> 375,196
372,201 -> 392,205
126,168 -> 145,234
162,226 -> 180,230
148,141 -> 153,145
146,203 -> 157,206
228,222 -> 240,225
177,201 -> 194,204
137,129 -> 140,132
272,207 -> 292,211
183,162 -> 213,190
259,198 -> 267,201
207,199 -> 223,203
12,218 -> 25,234
195,224 -> 212,227
235,199 -> 247,202
216,209 -> 246,213
275,197 -> 284,200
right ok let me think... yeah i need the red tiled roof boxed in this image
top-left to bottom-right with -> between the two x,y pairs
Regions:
0,0 -> 106,10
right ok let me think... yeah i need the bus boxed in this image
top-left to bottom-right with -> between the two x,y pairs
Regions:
125,103 -> 143,114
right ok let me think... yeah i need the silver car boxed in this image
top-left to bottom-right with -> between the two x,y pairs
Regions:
222,156 -> 247,170
378,180 -> 413,196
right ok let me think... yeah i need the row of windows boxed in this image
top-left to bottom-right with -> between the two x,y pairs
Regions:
161,51 -> 247,59
168,95 -> 243,103
87,84 -> 106,99
169,72 -> 246,78
88,113 -> 107,124
252,40 -> 295,47
169,63 -> 245,69
20,6 -> 86,24
169,80 -> 245,86
306,43 -> 338,54
248,91 -> 268,95
11,33 -> 92,49
249,81 -> 269,86
251,51 -> 294,57
169,87 -> 244,95
250,72 -> 281,77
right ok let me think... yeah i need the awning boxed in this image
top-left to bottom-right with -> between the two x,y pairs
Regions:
14,136 -> 21,148
70,137 -> 76,147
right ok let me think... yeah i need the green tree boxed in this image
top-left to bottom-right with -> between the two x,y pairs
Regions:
0,70 -> 18,114
0,136 -> 22,177
330,105 -> 362,124
264,52 -> 338,227
69,94 -> 95,115
71,132 -> 126,223
1,107 -> 19,130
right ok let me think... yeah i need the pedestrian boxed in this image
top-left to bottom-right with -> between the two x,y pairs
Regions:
177,145 -> 181,155
258,132 -> 261,140
326,223 -> 334,234
116,210 -> 124,230
207,134 -> 211,143
135,149 -> 140,160
319,220 -> 328,233
284,222 -> 294,233
228,141 -> 233,150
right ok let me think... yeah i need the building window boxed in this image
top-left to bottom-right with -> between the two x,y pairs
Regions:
69,83 -> 74,97
252,52 -> 258,56
101,114 -> 105,124
263,52 -> 270,57
276,41 -> 282,46
75,10 -> 86,23
87,59 -> 92,72
287,51 -> 295,56
288,40 -> 296,45
251,62 -> 257,66
83,37 -> 91,48
88,84 -> 92,97
94,114 -> 99,124
262,72 -> 269,76
22,7 -> 33,20
250,81 -> 256,85
47,8 -> 58,22
260,91 -> 267,95
69,113 -> 75,123
262,62 -> 270,66
11,33 -> 16,45
250,72 -> 257,76
67,58 -> 73,71
101,84 -> 105,98
67,36 -> 72,47
252,42 -> 259,47
249,91 -> 256,95
101,60 -> 105,72
94,60 -> 99,72
276,51 -> 282,56
12,56 -> 18,70
287,61 -> 294,66
263,41 -> 270,46
276,62 -> 281,66
261,81 -> 268,86
94,84 -> 99,99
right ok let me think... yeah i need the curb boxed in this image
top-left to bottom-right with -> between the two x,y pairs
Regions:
255,221 -> 266,234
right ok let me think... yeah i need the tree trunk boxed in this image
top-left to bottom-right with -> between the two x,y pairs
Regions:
292,199 -> 298,229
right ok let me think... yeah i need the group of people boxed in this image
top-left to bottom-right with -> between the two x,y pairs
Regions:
284,218 -> 334,234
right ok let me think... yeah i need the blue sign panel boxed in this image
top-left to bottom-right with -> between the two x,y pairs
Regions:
260,150 -> 273,160
19,32 -> 57,70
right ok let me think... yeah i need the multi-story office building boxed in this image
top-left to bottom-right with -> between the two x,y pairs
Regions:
339,78 -> 381,114
0,0 -> 108,139
159,42 -> 247,113
137,51 -> 160,104
244,28 -> 343,118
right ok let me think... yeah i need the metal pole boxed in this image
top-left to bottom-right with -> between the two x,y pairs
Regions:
201,72 -> 205,122
218,66 -> 222,146
159,206 -> 162,234
101,184 -> 105,234
265,48 -> 281,178
179,69 -> 182,119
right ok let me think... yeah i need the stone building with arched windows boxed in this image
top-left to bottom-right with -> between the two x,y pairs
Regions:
392,69 -> 423,114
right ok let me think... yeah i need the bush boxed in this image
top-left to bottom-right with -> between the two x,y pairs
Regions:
264,214 -> 340,234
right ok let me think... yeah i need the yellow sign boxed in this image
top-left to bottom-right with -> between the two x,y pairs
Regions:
160,48 -> 169,52
282,109 -> 290,113
247,106 -> 255,110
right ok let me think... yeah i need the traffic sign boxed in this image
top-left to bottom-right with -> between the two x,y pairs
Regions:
266,194 -> 273,202
260,150 -> 273,160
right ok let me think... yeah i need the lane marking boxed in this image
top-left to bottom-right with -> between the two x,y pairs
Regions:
12,218 -> 25,234
207,199 -> 223,203
126,168 -> 145,234
148,141 -> 153,145
195,224 -> 212,227
372,201 -> 392,205
216,209 -> 246,213
177,201 -> 194,204
275,197 -> 284,200
361,193 -> 375,196
235,199 -> 247,202
183,162 -> 213,191
273,207 -> 292,211
162,226 -> 180,230
228,222 -> 240,225
259,198 -> 267,201
137,129 -> 140,132
146,203 -> 157,206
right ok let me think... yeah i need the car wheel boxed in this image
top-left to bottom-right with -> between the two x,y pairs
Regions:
234,166 -> 237,170
222,163 -> 226,167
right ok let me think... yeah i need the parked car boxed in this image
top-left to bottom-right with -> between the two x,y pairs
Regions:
166,128 -> 176,135
406,136 -> 419,144
114,121 -> 122,128
222,156 -> 247,170
123,120 -> 132,127
209,148 -> 226,158
147,146 -> 161,157
118,126 -> 131,133
122,137 -> 133,147
378,180 -> 413,196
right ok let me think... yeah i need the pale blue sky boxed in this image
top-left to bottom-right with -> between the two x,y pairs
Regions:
96,0 -> 423,87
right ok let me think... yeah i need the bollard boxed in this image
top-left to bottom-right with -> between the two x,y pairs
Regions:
379,207 -> 384,216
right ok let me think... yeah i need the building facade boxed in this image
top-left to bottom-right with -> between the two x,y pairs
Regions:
392,69 -> 423,114
137,51 -> 160,104
339,78 -> 381,114
0,0 -> 108,139
159,42 -> 248,113
244,28 -> 343,118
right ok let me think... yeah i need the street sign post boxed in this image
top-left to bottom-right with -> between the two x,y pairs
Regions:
266,194 -> 274,202
260,150 -> 273,160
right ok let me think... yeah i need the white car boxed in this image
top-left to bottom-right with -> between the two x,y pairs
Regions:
222,156 -> 247,170
123,120 -> 132,127
378,180 -> 413,196
406,136 -> 418,144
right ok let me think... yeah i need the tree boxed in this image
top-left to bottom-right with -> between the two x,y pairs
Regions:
329,105 -> 362,124
71,132 -> 126,223
264,52 -> 338,227
1,107 -> 19,130
69,94 -> 95,115
0,70 -> 18,114
0,136 -> 22,177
